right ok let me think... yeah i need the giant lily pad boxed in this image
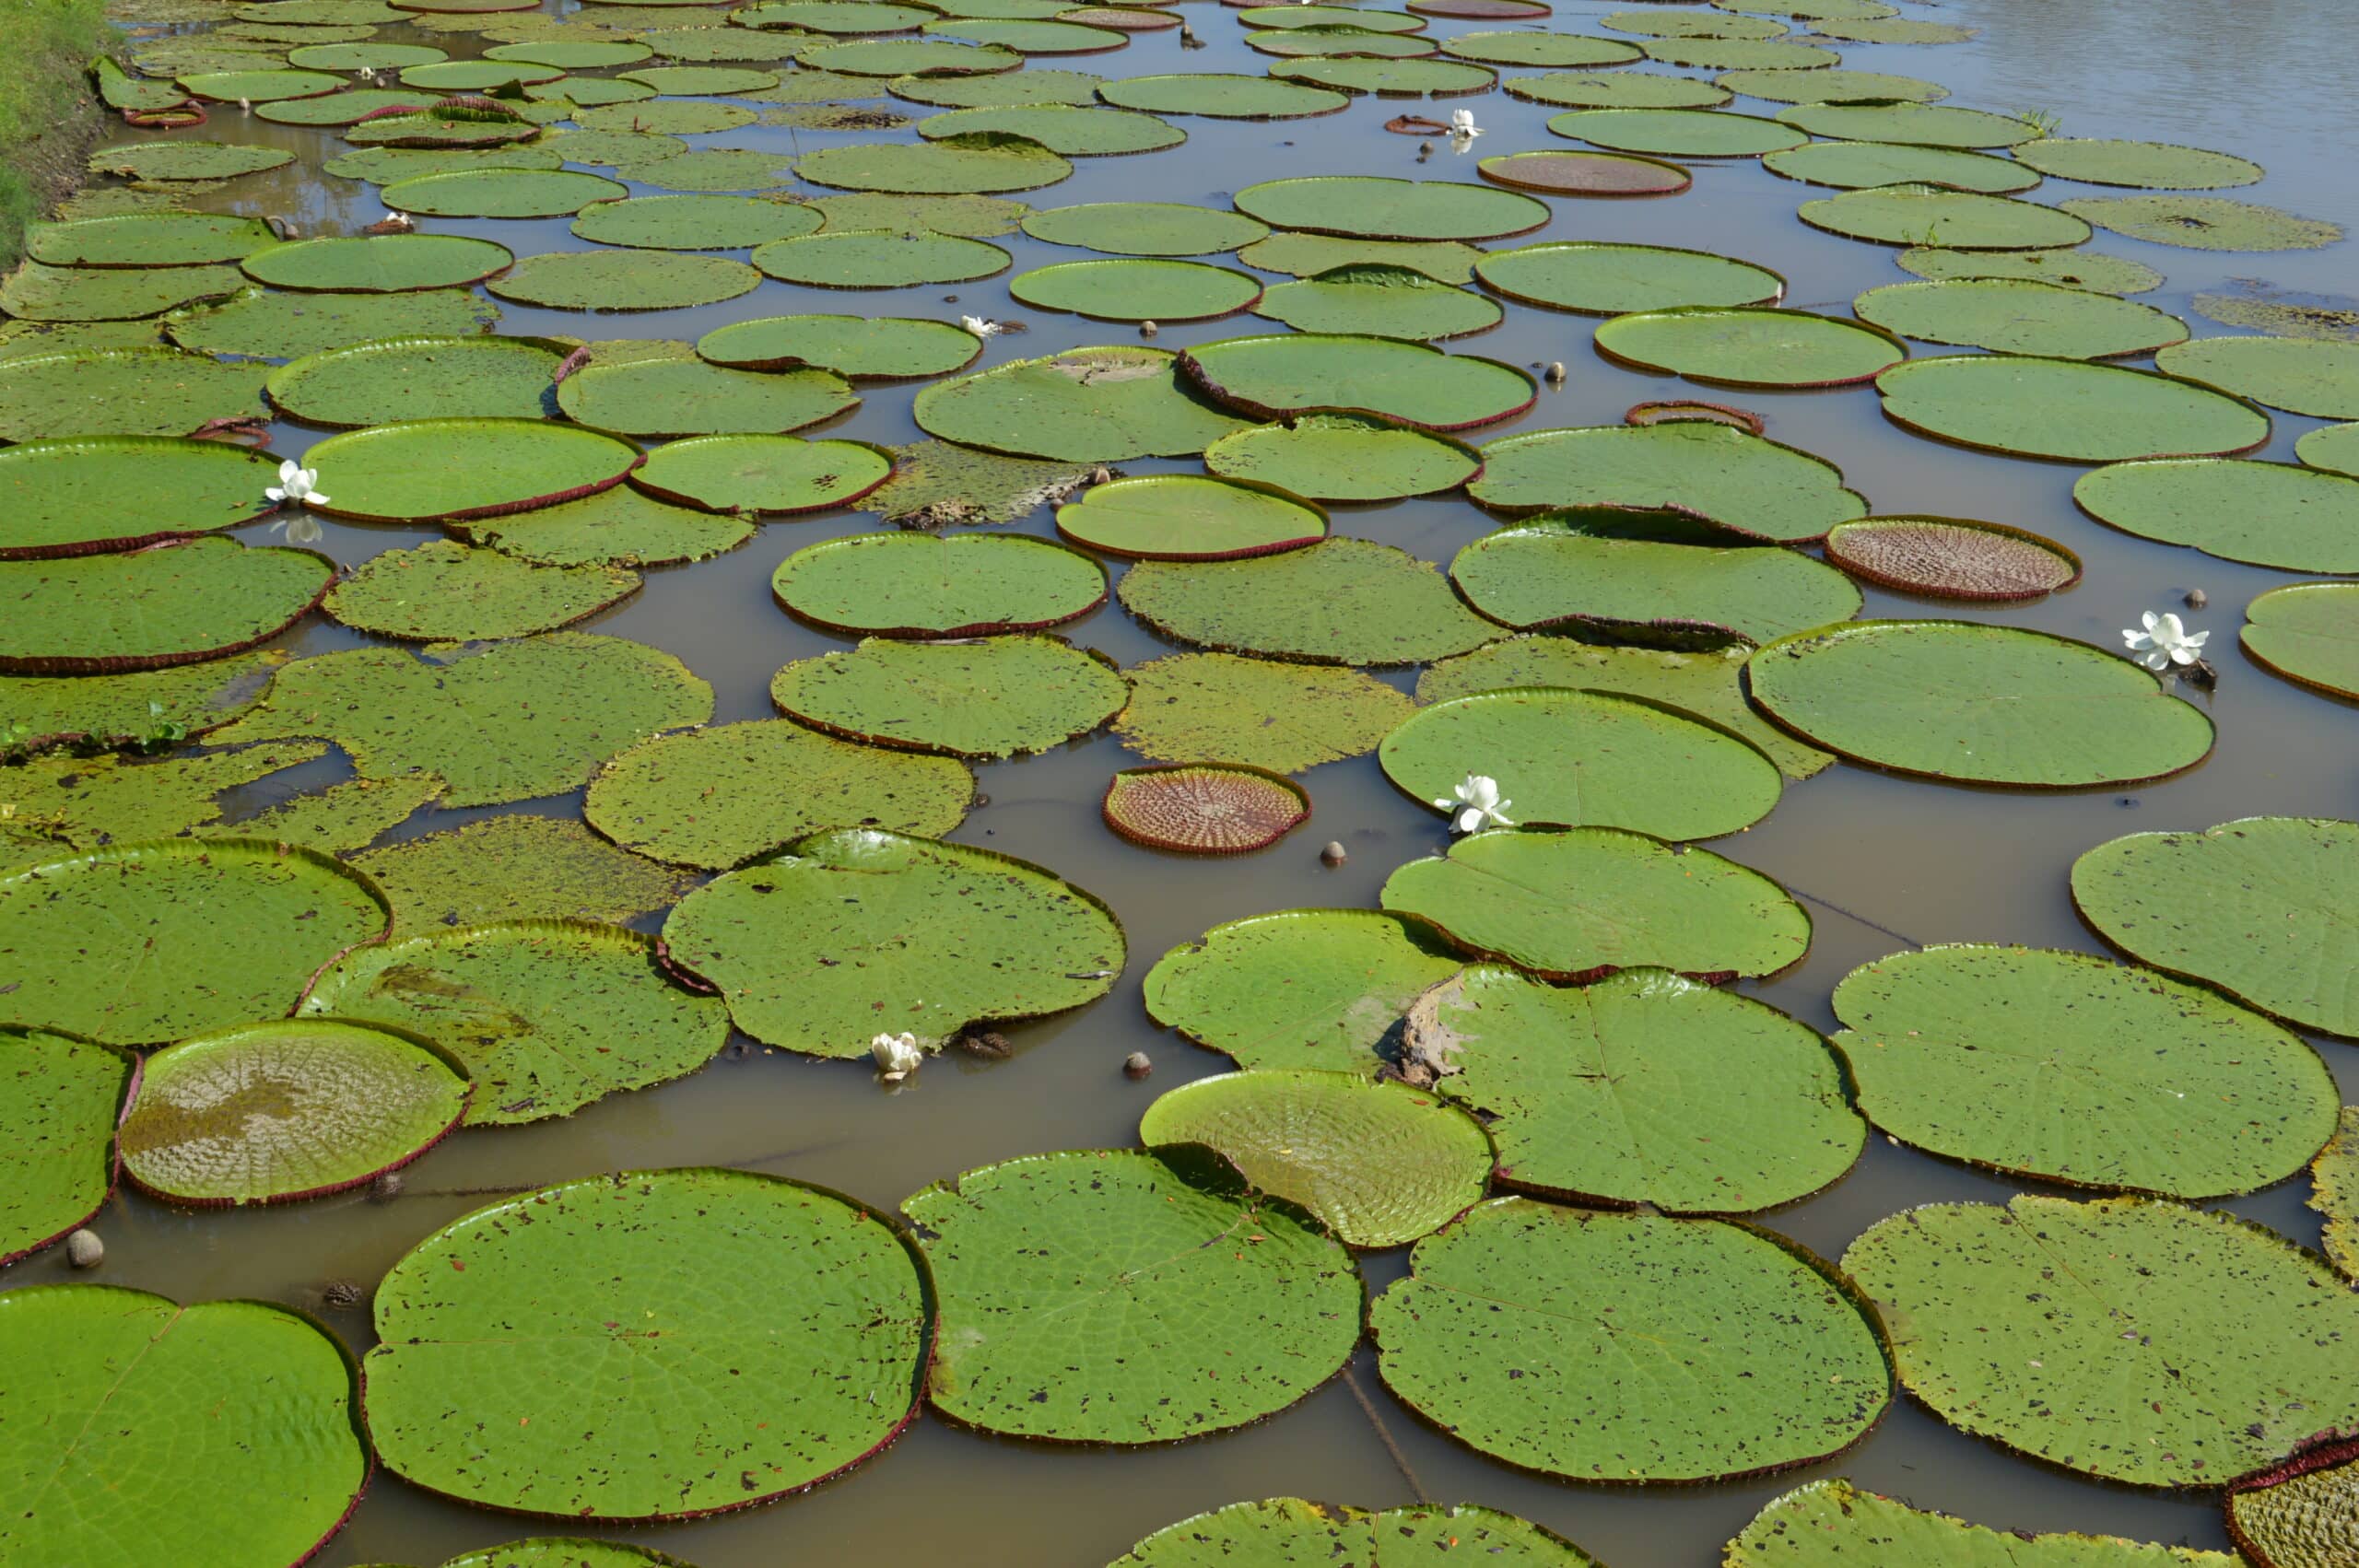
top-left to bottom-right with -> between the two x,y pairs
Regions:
325,540 -> 639,640
453,485 -> 753,568
1799,185 -> 2093,250
863,438 -> 1097,525
0,741 -> 335,852
2155,335 -> 2359,420
1475,240 -> 1781,316
698,313 -> 980,378
772,532 -> 1104,635
905,1148 -> 1360,1440
180,66 -> 344,102
571,193 -> 821,250
1728,1480 -> 2239,1568
663,828 -> 1122,1053
1119,537 -> 1493,665
308,418 -> 643,521
1240,232 -> 1483,285
556,354 -> 856,439
1097,73 -> 1346,120
631,434 -> 890,513
2072,458 -> 2359,572
90,139 -> 294,181
350,814 -> 694,933
381,167 -> 627,217
2227,1443 -> 2359,1568
1875,356 -> 2269,462
1056,474 -> 1324,559
1251,263 -> 1499,342
1843,1194 -> 2359,1486
0,537 -> 330,675
0,1027 -> 133,1264
1778,100 -> 2040,148
1476,148 -> 1689,198
0,1286 -> 367,1567
1114,652 -> 1413,773
1383,826 -> 1809,983
364,1168 -> 927,1517
1271,56 -> 1499,96
1472,423 -> 1864,542
798,36 -> 1023,75
1719,67 -> 1949,105
119,1018 -> 469,1204
916,104 -> 1182,155
1854,278 -> 2187,359
1638,35 -> 1832,69
0,839 -> 389,1047
1506,70 -> 1731,110
1410,965 -> 1860,1209
2011,137 -> 2259,191
1113,1498 -> 1601,1566
1233,175 -> 1544,241
1249,25 -> 1438,60
1823,516 -> 2080,600
1011,258 -> 1262,322
1443,29 -> 1637,65
487,250 -> 761,310
2309,1113 -> 2359,1281
167,285 -> 501,359
1,260 -> 243,324
1101,764 -> 1307,854
1765,139 -> 2035,194
1595,306 -> 1904,388
892,66 -> 1107,108
796,132 -> 1073,194
1021,200 -> 1270,256
1203,415 -> 1478,502
2242,582 -> 2359,699
2060,194 -> 2341,252
0,651 -> 286,756
769,634 -> 1126,756
0,437 -> 282,559
1373,1199 -> 1888,1480
914,345 -> 1249,461
1548,107 -> 1805,158
241,233 -> 515,292
751,228 -> 1012,287
1180,334 -> 1532,431
0,347 -> 269,441
267,334 -> 564,427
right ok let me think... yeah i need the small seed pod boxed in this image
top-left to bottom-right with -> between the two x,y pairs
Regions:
2184,588 -> 2208,609
1123,1050 -> 1153,1080
369,1170 -> 405,1203
1320,840 -> 1347,866
1544,361 -> 1567,384
1090,465 -> 1112,486
1139,320 -> 1158,338
66,1229 -> 104,1269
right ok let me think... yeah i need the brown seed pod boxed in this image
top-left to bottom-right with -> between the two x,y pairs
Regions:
1825,515 -> 2083,603
1101,764 -> 1310,856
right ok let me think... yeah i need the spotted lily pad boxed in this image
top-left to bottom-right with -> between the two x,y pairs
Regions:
166,285 -> 501,359
798,36 -> 1023,74
1548,107 -> 1806,158
2073,459 -> 2359,572
2242,583 -> 2359,699
0,652 -> 286,756
456,486 -> 752,568
1180,334 -> 1532,431
863,439 -> 1096,525
1823,517 -> 2080,600
1505,71 -> 1730,110
267,334 -> 564,427
28,212 -> 274,268
663,828 -> 1122,1053
0,347 -> 269,441
90,139 -> 295,181
309,418 -> 643,522
1203,415 -> 1478,502
1251,263 -> 1498,342
1120,537 -> 1492,666
1097,73 -> 1346,120
1764,139 -> 2035,194
1010,257 -> 1261,322
915,345 -> 1250,461
772,532 -> 1104,635
241,233 -> 516,291
381,167 -> 628,217
557,355 -> 857,439
350,815 -> 694,933
1233,175 -> 1544,242
1729,1480 -> 2238,1568
1799,185 -> 2094,250
1113,1498 -> 1600,1566
698,314 -> 980,378
0,437 -> 282,559
1595,306 -> 1904,389
0,537 -> 331,675
325,539 -> 639,640
1474,240 -> 1781,316
1472,423 -> 1865,542
0,1027 -> 133,1265
2060,194 -> 2341,252
631,434 -> 891,513
1875,356 -> 2270,462
1853,278 -> 2187,359
1114,652 -> 1413,774
752,228 -> 1012,287
0,260 -> 245,324
1021,200 -> 1269,256
906,1147 -> 1360,1441
363,1169 -> 927,1517
2155,335 -> 2359,420
1056,474 -> 1324,560
2011,137 -> 2261,191
1240,232 -> 1482,285
571,193 -> 820,250
487,250 -> 761,310
769,634 -> 1126,756
1374,1199 -> 1888,1481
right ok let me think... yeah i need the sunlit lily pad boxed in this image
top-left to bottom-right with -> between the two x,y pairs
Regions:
863,439 -> 1096,525
796,132 -> 1072,194
0,437 -> 281,559
343,104 -> 544,147
1823,516 -> 2080,600
2011,136 -> 2260,190
241,232 -> 515,291
1505,70 -> 1729,110
309,418 -> 642,522
569,193 -> 820,250
27,212 -> 274,268
2310,1112 -> 2359,1283
1472,422 -> 1865,542
487,249 -> 761,310
2073,459 -> 2359,572
1764,139 -> 2035,193
751,228 -> 1012,287
350,814 -> 693,933
1718,67 -> 1947,105
1011,257 -> 1262,322
923,15 -> 1124,51
166,284 -> 500,359
1875,355 -> 2269,462
267,333 -> 564,427
90,139 -> 294,181
1113,1498 -> 1600,1566
1638,35 -> 1832,69
798,36 -> 1023,74
1476,148 -> 1688,198
364,1168 -> 927,1516
0,537 -> 330,675
0,347 -> 268,441
1854,278 -> 2187,359
804,191 -> 1028,238
698,313 -> 980,378
1250,25 -> 1438,58
557,354 -> 857,439
1203,414 -> 1478,502
1180,333 -> 1532,431
1144,907 -> 1458,1071
2229,1446 -> 2359,1568
1251,263 -> 1498,341
1057,474 -> 1325,559
1728,1480 -> 2239,1568
663,827 -> 1122,1052
1896,245 -> 2165,296
455,485 -> 753,568
0,260 -> 244,324
381,166 -> 626,218
0,651 -> 285,757
892,64 -> 1107,107
773,532 -> 1104,635
1475,240 -> 1781,315
2155,335 -> 2359,420
1234,175 -> 1544,241
1595,306 -> 1903,388
1121,537 -> 1491,665
1270,56 -> 1498,96
1548,106 -> 1805,158
180,65 -> 344,101
578,99 -> 752,135
325,539 -> 638,640
1442,28 -> 1635,65
769,633 -> 1126,756
1021,200 -> 1268,256
1240,231 -> 1482,284
1097,73 -> 1346,119
2060,194 -> 2340,252
2242,583 -> 2359,699
1374,1199 -> 1888,1480
1382,826 -> 1810,983
1799,184 -> 2093,249
1778,100 -> 2040,148
631,434 -> 891,513
0,1026 -> 132,1264
917,103 -> 1181,153
915,345 -> 1249,460
1115,652 -> 1414,773
906,1147 -> 1360,1440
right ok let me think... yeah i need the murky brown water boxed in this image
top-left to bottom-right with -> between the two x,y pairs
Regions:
32,0 -> 2359,1561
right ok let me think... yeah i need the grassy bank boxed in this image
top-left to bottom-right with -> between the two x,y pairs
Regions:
0,0 -> 110,268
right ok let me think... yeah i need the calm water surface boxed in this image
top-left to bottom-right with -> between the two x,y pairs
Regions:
39,0 -> 2359,1561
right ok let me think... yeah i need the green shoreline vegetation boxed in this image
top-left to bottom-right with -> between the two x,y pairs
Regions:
0,0 -> 109,269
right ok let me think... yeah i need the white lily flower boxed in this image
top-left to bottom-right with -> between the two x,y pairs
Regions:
1449,109 -> 1483,138
2121,609 -> 2209,672
871,1031 -> 925,1081
1433,773 -> 1513,835
960,314 -> 1004,338
264,459 -> 328,509
382,210 -> 413,231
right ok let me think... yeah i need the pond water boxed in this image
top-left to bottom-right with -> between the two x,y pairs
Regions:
20,0 -> 2359,1562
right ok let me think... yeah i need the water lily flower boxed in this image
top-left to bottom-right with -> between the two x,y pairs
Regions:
2122,609 -> 2209,672
960,314 -> 1004,338
1449,109 -> 1484,139
265,459 -> 328,509
1434,773 -> 1513,835
871,1031 -> 925,1081
381,210 -> 413,231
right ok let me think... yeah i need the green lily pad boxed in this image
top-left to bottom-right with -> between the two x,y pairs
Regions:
1114,652 -> 1413,773
303,919 -> 728,1124
120,1018 -> 469,1204
1718,67 -> 1947,105
2243,583 -> 2359,700
2155,335 -> 2359,419
663,827 -> 1122,1052
1475,148 -> 1691,197
888,65 -> 1106,107
308,418 -> 643,521
927,15 -> 1124,50
797,36 -> 1022,74
1241,6 -> 1428,32
325,539 -> 639,640
241,232 -> 515,291
546,129 -> 687,166
1764,139 -> 2036,193
2312,1109 -> 2359,1282
772,532 -> 1103,635
1112,1499 -> 1601,1566
486,250 -> 761,310
769,634 -> 1126,756
577,99 -> 752,135
1011,257 -> 1261,322
917,103 -> 1180,153
1474,240 -> 1781,315
1439,28 -> 1635,65
1251,263 -> 1498,342
1778,100 -> 2040,148
1203,414 -> 1477,502
0,1026 -> 132,1264
2301,423 -> 2359,477
2194,287 -> 2359,343
1799,184 -> 2093,249
1383,826 -> 1810,983
698,313 -> 979,378
1728,1480 -> 2239,1568
617,62 -> 780,93
914,345 -> 1249,460
805,192 -> 1030,240
398,58 -> 565,89
1119,537 -> 1493,665
1056,474 -> 1325,559
1180,333 -> 1532,431
1846,1194 -> 2359,1486
0,742 -> 337,851
1144,907 -> 1457,1071
381,167 -> 628,217
557,355 -> 857,439
863,438 -> 1096,525
751,228 -> 1011,287
0,537 -> 330,675
0,260 -> 244,324
349,814 -> 695,933
2060,193 -> 2341,252
1240,231 -> 1481,284
1233,175 -> 1544,241
905,1147 -> 1360,1440
749,0 -> 933,31
0,346 -> 268,441
1250,25 -> 1439,58
364,1168 -> 927,1517
1823,516 -> 2080,600
209,633 -> 711,806
343,104 -> 544,148
2011,136 -> 2260,190
1638,35 -> 1831,68
796,132 -> 1072,194
26,212 -> 274,268
1021,200 -> 1268,256
0,1285 -> 367,1566
1876,355 -> 2270,461
485,38 -> 650,66
0,838 -> 390,1046
90,139 -> 294,181
1373,1199 -> 1889,1480
534,78 -> 660,109
1097,73 -> 1345,119
453,482 -> 750,566
217,773 -> 445,857
1594,305 -> 1904,388
2073,458 -> 2359,572
1140,1070 -> 1490,1247
631,434 -> 890,512
0,437 -> 281,559
266,333 -> 564,427
165,285 -> 501,359
1270,56 -> 1499,95
1410,965 -> 1860,1209
1548,106 -> 1805,158
1813,13 -> 1972,41
0,651 -> 286,756
179,65 -> 344,101
1602,8 -> 1789,36
1897,244 -> 2165,295
1854,278 -> 2187,358
1506,70 -> 1730,109
1471,422 -> 1865,542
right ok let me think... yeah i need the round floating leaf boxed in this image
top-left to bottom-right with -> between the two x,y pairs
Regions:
577,100 -> 752,135
1114,1498 -> 1599,1567
1249,25 -> 1438,58
631,434 -> 890,513
1897,244 -> 2165,296
796,132 -> 1072,194
1097,73 -> 1346,119
1595,306 -> 1904,389
1799,185 -> 2092,250
90,139 -> 294,181
906,1148 -> 1360,1440
1764,139 -> 2034,194
364,1168 -> 927,1517
1382,826 -> 1810,983
0,537 -> 330,675
1011,257 -> 1261,322
1241,231 -> 1481,284
0,437 -> 281,560
2074,458 -> 2359,572
2155,335 -> 2359,420
1381,687 -> 1780,837
397,58 -> 564,89
166,285 -> 500,359
266,334 -> 565,427
810,189 -> 1032,236
1115,652 -> 1413,773
1056,473 -> 1325,559
241,232 -> 515,292
0,1027 -> 132,1264
922,15 -> 1124,50
1242,6 -> 1429,33
663,828 -> 1122,1053
1827,944 -> 2336,1199
1824,516 -> 2080,601
309,418 -> 643,522
1844,1195 -> 2359,1487
889,65 -> 1108,108
304,920 -> 726,1124
180,66 -> 344,102
2242,583 -> 2359,700
1475,240 -> 1781,316
120,1018 -> 468,1204
1411,965 -> 1860,1210
772,532 -> 1103,636
797,36 -> 1022,74
350,815 -> 694,934
1639,35 -> 1832,69
27,212 -> 275,268
1778,100 -> 2039,148
1477,148 -> 1689,197
1853,278 -> 2187,359
1717,67 -> 1948,105
1251,263 -> 1498,342
914,345 -> 1249,460
917,103 -> 1181,154
1101,763 -> 1308,855
209,633 -> 711,807
695,319 -> 973,389
1374,1199 -> 1888,1481
0,347 -> 268,441
0,651 -> 286,757
343,106 -> 544,148
0,1285 -> 367,1566
0,839 -> 390,1047
1180,333 -> 1532,431
0,261 -> 244,325
864,439 -> 1097,525
1875,355 -> 2270,462
1120,537 -> 1493,665
2072,817 -> 2359,1038
769,634 -> 1126,757
1140,1070 -> 1487,1246
1203,414 -> 1476,503
1548,107 -> 1805,158
1729,1480 -> 2239,1568
1022,200 -> 1267,256
586,719 -> 970,871
2011,136 -> 2260,190
487,250 -> 760,310
2227,1444 -> 2359,1568
380,167 -> 626,218
1145,907 -> 1457,1071
1506,69 -> 1729,109
751,0 -> 933,31
616,63 -> 780,93
2060,193 -> 2341,252
544,128 -> 685,164
2310,1112 -> 2359,1277
1471,422 -> 1864,543
1233,175 -> 1544,242
557,356 -> 857,438
751,228 -> 1011,287
485,38 -> 650,67
1270,56 -> 1498,96
325,539 -> 639,640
